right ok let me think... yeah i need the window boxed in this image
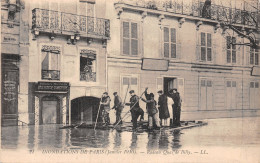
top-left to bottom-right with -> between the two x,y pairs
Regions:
226,36 -> 236,64
200,79 -> 213,110
80,49 -> 96,82
249,81 -> 260,109
122,21 -> 138,56
226,80 -> 237,109
250,41 -> 259,65
163,27 -> 176,58
200,32 -> 212,61
121,75 -> 139,106
41,45 -> 60,80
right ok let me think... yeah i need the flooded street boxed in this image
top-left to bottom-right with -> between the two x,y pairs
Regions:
1,117 -> 260,162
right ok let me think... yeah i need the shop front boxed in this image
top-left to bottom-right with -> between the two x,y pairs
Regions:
33,82 -> 70,125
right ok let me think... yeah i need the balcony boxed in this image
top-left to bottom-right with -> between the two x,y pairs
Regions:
116,0 -> 259,28
80,71 -> 96,82
32,8 -> 110,39
42,70 -> 60,80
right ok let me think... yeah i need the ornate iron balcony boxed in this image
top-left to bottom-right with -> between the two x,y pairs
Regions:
80,71 -> 96,82
118,0 -> 258,28
42,70 -> 60,80
32,8 -> 110,39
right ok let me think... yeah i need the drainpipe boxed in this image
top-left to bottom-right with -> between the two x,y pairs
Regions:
105,44 -> 108,92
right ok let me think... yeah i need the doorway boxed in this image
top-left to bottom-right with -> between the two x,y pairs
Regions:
41,96 -> 60,124
71,97 -> 100,124
163,77 -> 177,96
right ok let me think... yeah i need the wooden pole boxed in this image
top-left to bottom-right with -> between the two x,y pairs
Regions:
94,100 -> 102,130
112,88 -> 148,131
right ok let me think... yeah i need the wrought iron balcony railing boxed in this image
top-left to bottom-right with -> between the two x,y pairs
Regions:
118,0 -> 259,27
32,8 -> 110,38
42,70 -> 60,80
80,71 -> 96,82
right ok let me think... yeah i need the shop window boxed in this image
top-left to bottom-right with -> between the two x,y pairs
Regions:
227,36 -> 236,64
163,27 -> 177,58
80,50 -> 96,82
122,21 -> 139,56
200,32 -> 212,62
41,45 -> 60,80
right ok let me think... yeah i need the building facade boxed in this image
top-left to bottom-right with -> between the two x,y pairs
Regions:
1,0 -> 110,126
106,0 -> 260,121
1,0 -> 259,126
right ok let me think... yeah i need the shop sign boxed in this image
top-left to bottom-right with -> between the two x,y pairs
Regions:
141,58 -> 169,71
37,82 -> 69,92
3,81 -> 17,101
1,34 -> 19,44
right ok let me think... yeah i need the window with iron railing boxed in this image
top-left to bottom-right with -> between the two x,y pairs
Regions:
41,45 -> 60,80
80,50 -> 96,82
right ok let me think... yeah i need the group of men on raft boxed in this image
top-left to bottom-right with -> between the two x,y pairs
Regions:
99,88 -> 182,130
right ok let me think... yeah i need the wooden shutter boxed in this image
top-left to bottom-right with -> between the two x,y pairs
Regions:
164,27 -> 169,58
170,28 -> 177,58
42,52 -> 49,70
176,28 -> 181,59
232,37 -> 236,63
50,53 -> 59,70
196,31 -> 201,61
131,22 -> 138,56
207,33 -> 212,61
201,32 -> 206,61
122,22 -> 130,55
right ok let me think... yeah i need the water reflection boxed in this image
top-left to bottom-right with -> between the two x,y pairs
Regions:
114,131 -> 122,149
171,130 -> 182,149
159,130 -> 169,149
1,117 -> 260,151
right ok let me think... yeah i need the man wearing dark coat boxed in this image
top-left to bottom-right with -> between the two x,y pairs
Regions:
157,90 -> 170,126
125,90 -> 144,130
169,88 -> 182,127
100,92 -> 111,126
112,92 -> 124,125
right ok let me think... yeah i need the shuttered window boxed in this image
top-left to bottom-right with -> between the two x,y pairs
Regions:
250,43 -> 259,65
164,27 -> 176,58
122,21 -> 138,56
201,32 -> 212,61
226,36 -> 236,64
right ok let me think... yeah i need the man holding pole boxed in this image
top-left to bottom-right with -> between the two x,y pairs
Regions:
112,92 -> 124,125
100,92 -> 111,126
125,90 -> 144,130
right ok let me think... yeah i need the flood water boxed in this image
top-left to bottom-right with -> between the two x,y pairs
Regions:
1,117 -> 260,162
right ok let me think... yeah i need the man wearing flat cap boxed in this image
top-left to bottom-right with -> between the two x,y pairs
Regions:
112,92 -> 124,125
168,88 -> 182,127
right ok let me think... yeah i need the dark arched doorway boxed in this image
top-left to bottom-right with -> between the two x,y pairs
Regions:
71,97 -> 100,124
40,96 -> 60,124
